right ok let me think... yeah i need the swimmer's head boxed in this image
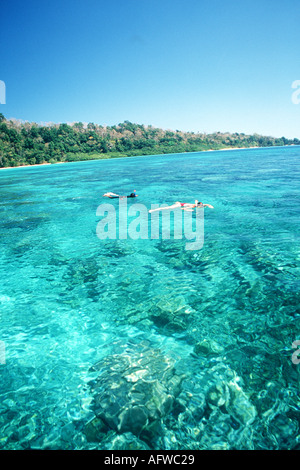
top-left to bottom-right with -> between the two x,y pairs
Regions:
197,201 -> 203,206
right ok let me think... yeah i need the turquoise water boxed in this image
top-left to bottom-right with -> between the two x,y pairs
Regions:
0,146 -> 299,450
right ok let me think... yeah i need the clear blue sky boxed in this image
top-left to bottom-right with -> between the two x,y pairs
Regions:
1,0 -> 300,138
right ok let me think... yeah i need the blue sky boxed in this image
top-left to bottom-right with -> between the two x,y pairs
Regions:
1,0 -> 300,138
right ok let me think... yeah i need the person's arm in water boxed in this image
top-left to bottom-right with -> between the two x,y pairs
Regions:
195,200 -> 214,209
182,200 -> 214,211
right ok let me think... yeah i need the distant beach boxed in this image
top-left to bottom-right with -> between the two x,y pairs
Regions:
0,162 -> 65,170
0,148 -> 250,170
0,145 -> 295,170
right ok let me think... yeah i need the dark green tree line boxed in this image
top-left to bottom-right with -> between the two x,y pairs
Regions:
0,113 -> 299,168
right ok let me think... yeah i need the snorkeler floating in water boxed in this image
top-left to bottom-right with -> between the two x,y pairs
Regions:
103,190 -> 138,199
149,200 -> 214,213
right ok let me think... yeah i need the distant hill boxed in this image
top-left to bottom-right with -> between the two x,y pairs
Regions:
0,113 -> 299,168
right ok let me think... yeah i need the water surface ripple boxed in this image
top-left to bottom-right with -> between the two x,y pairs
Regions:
0,146 -> 299,449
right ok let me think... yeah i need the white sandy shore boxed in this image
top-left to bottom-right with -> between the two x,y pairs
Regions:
218,146 -> 257,151
0,162 -> 65,170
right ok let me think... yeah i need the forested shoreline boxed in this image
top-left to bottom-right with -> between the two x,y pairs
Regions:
0,113 -> 299,168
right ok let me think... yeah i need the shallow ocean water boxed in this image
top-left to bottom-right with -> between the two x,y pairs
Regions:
0,146 -> 299,450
